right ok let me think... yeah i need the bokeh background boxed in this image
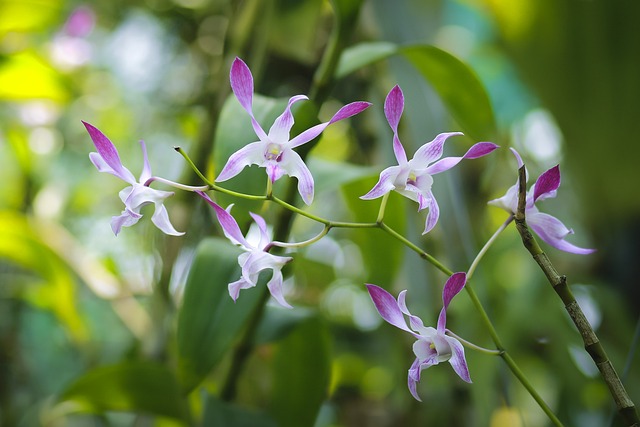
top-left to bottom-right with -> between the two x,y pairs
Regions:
1,0 -> 639,426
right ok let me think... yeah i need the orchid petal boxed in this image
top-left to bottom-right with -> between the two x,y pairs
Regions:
280,149 -> 315,205
229,58 -> 254,111
397,290 -> 427,335
412,132 -> 464,168
392,135 -> 408,165
413,339 -> 437,362
288,101 -> 371,148
407,359 -> 423,401
83,121 -> 136,184
328,101 -> 371,125
216,141 -> 264,182
267,95 -> 308,142
124,185 -> 172,210
384,85 -> 404,133
197,191 -> 251,248
266,162 -> 287,183
366,284 -> 412,333
528,212 -> 596,254
139,140 -> 152,183
446,336 -> 472,383
151,203 -> 184,236
266,269 -> 293,309
248,212 -> 270,249
229,58 -> 268,141
488,184 -> 518,213
442,272 -> 467,311
437,272 -> 466,331
228,277 -> 255,302
384,86 -> 407,165
110,208 -> 142,236
422,192 -> 440,235
360,166 -> 401,200
533,165 -> 560,202
426,142 -> 498,175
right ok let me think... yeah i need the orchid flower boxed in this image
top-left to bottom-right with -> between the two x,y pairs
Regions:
216,57 -> 371,205
366,272 -> 471,401
83,121 -> 184,236
197,191 -> 293,308
360,85 -> 498,234
488,148 -> 595,255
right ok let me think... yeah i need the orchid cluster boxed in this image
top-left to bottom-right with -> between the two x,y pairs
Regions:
83,56 -> 595,402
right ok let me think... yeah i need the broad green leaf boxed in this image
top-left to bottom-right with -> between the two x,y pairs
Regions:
0,211 -> 87,341
177,237 -> 264,392
330,0 -> 364,28
399,45 -> 498,141
336,42 -> 498,141
270,0 -> 324,64
307,157 -> 374,195
203,395 -> 277,427
57,361 -> 188,422
269,316 -> 331,427
254,305 -> 314,345
336,41 -> 397,78
341,178 -> 406,286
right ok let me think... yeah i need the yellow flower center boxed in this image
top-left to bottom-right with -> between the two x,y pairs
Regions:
264,143 -> 283,161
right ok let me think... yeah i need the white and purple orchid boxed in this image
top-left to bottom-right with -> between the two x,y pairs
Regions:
197,191 -> 293,308
360,85 -> 498,234
489,148 -> 595,255
216,57 -> 371,205
83,121 -> 184,236
366,272 -> 471,401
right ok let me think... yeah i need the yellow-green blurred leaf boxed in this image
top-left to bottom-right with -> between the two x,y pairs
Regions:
58,361 -> 189,422
0,52 -> 68,101
0,0 -> 62,35
0,211 -> 88,341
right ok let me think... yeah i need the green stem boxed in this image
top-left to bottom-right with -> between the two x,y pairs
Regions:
514,166 -> 639,427
467,215 -> 514,281
446,330 -> 503,356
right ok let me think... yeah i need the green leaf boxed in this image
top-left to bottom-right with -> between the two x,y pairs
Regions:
176,237 -> 264,392
399,45 -> 498,141
269,316 -> 332,427
336,42 -> 497,141
254,305 -> 314,345
336,41 -> 398,78
341,178 -> 406,286
57,361 -> 188,422
203,395 -> 277,427
0,211 -> 88,341
307,157 -> 375,195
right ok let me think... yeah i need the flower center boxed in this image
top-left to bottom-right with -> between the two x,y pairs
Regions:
406,170 -> 418,186
264,143 -> 283,162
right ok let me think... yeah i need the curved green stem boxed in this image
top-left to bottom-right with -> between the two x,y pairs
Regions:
467,215 -> 514,281
446,330 -> 503,356
376,193 -> 390,223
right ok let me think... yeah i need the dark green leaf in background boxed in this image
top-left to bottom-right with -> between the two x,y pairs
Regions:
202,395 -> 278,427
337,42 -> 498,142
57,361 -> 188,422
341,177 -> 406,286
268,316 -> 332,427
176,237 -> 264,393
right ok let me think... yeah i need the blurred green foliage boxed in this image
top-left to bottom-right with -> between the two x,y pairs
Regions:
1,0 -> 638,426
